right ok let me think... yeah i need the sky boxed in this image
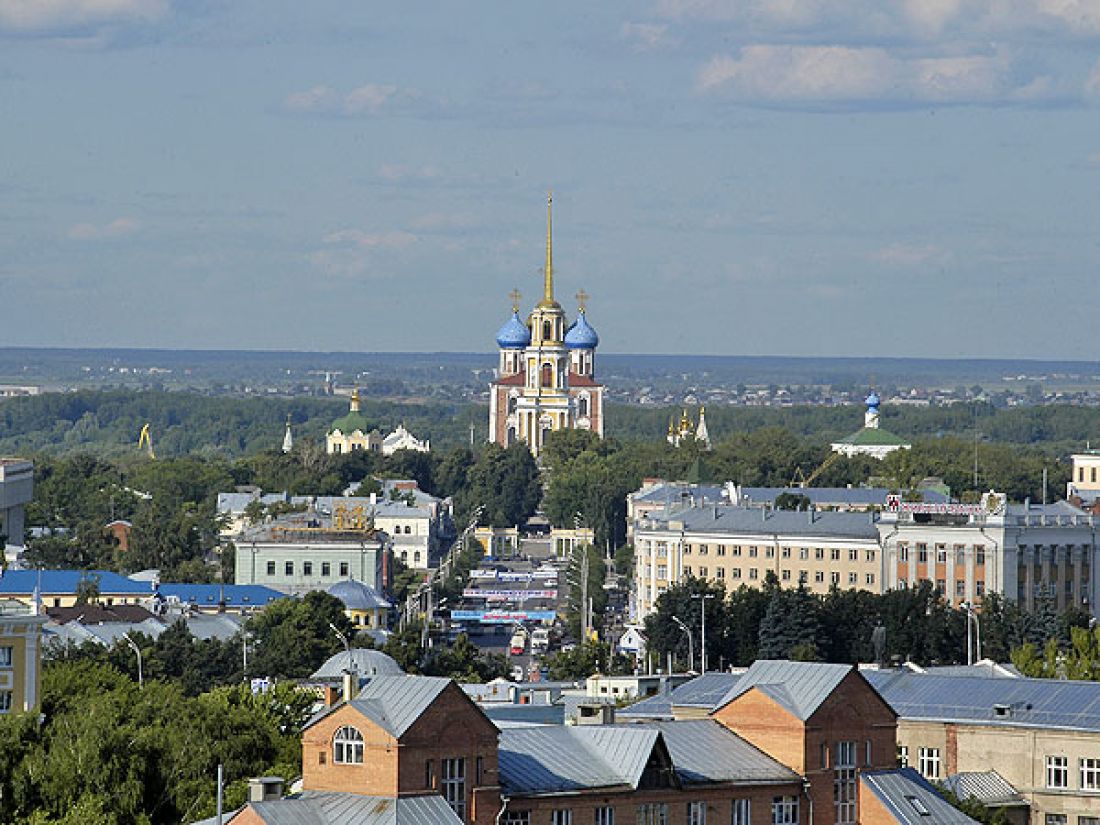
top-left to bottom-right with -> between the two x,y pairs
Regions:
2,1 -> 1099,360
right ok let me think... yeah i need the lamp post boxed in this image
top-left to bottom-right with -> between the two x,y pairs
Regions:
692,593 -> 716,673
671,615 -> 694,673
960,602 -> 981,665
329,621 -> 351,660
122,633 -> 143,689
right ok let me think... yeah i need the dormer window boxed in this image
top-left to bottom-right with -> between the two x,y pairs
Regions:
334,725 -> 364,764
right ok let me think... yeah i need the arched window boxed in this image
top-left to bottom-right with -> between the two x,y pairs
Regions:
334,726 -> 364,764
541,363 -> 553,387
578,396 -> 589,417
508,395 -> 518,414
542,320 -> 552,340
506,426 -> 517,446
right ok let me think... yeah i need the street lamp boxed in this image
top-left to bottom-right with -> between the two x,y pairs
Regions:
691,593 -> 716,673
122,633 -> 143,689
960,602 -> 981,665
671,615 -> 694,674
329,621 -> 351,660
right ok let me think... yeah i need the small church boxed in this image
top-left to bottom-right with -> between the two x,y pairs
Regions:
488,194 -> 604,458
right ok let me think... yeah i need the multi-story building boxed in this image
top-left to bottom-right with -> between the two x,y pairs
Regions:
226,662 -> 958,825
488,194 -> 603,458
634,506 -> 883,617
866,667 -> 1100,825
234,509 -> 390,597
0,457 -> 33,563
633,489 -> 1100,617
0,600 -> 44,715
0,569 -> 153,610
1067,450 -> 1100,505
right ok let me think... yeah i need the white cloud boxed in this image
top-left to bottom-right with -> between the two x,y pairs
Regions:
0,0 -> 167,31
620,21 -> 673,50
322,229 -> 418,249
870,242 -> 951,267
283,83 -> 403,116
67,216 -> 139,240
697,44 -> 1032,103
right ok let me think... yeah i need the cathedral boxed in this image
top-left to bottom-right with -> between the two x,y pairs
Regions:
488,194 -> 604,458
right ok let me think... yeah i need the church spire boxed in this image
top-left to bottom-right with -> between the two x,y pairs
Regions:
543,191 -> 554,304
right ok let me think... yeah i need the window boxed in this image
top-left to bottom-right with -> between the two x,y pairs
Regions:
815,571 -> 824,583
284,561 -> 294,576
816,548 -> 824,560
918,748 -> 940,779
552,811 -> 573,825
918,544 -> 928,563
503,813 -> 531,825
716,568 -> 725,580
936,545 -> 947,563
866,574 -> 875,585
0,691 -> 11,713
781,547 -> 791,559
732,568 -> 741,579
1079,818 -> 1099,825
956,581 -> 965,597
848,572 -> 857,585
303,561 -> 313,577
733,546 -> 742,557
340,562 -> 349,577
684,566 -> 693,576
637,804 -> 668,825
266,561 -> 276,576
698,567 -> 708,577
1081,758 -> 1100,790
426,760 -> 435,788
1047,817 -> 1068,825
849,549 -> 858,561
1048,755 -> 1069,789
688,802 -> 706,825
831,572 -> 840,585
866,549 -> 876,562
749,569 -> 759,580
800,548 -> 809,560
732,800 -> 750,825
717,546 -> 726,557
0,647 -> 12,668
766,547 -> 775,559
699,545 -> 709,555
831,548 -> 841,561
443,758 -> 467,819
333,726 -> 364,764
657,565 -> 668,579
771,797 -> 798,825
322,561 -> 331,577
900,545 -> 909,562
821,742 -> 830,768
976,581 -> 985,597
597,809 -> 615,825
782,570 -> 791,581
897,745 -> 909,768
798,571 -> 807,584
749,546 -> 758,558
898,578 -> 908,589
684,545 -> 693,556
976,546 -> 986,566
835,741 -> 857,825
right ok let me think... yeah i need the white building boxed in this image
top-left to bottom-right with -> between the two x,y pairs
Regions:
830,391 -> 911,459
1068,450 -> 1100,504
0,458 -> 33,566
381,425 -> 429,456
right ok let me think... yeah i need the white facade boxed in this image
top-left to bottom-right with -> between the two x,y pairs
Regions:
1068,452 -> 1100,502
381,425 -> 429,456
0,458 -> 33,564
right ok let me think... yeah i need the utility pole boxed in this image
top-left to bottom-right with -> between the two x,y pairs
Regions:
692,592 -> 716,673
580,546 -> 590,641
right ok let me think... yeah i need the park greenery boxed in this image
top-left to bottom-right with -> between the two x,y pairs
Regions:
644,575 -> 1091,670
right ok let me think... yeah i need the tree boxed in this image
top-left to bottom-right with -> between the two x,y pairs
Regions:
758,583 -> 821,660
774,492 -> 812,511
245,591 -> 354,679
563,544 -> 607,639
454,443 -> 540,528
545,640 -> 610,680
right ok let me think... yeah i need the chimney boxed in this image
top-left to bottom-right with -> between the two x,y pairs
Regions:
248,777 -> 284,803
342,669 -> 357,703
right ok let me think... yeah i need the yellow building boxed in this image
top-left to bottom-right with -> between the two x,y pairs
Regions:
0,601 -> 45,714
326,390 -> 382,455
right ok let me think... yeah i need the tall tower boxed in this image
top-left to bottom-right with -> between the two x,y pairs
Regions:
488,194 -> 604,457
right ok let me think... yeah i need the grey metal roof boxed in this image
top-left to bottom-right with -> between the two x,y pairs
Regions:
642,507 -> 879,539
327,579 -> 391,611
184,613 -> 243,641
861,768 -> 980,825
311,649 -> 403,681
498,726 -> 643,793
617,693 -> 675,720
670,672 -> 742,708
865,669 -> 1100,732
739,487 -> 949,506
349,675 -> 453,738
576,726 -> 663,787
716,660 -> 855,720
943,772 -> 1025,807
237,792 -> 464,825
919,662 -> 1022,680
647,720 -> 800,785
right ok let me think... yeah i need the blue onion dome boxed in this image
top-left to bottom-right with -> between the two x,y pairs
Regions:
865,391 -> 881,410
564,310 -> 599,350
496,311 -> 531,348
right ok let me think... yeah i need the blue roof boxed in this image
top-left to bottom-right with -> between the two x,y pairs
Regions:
495,312 -> 531,349
564,310 -> 599,349
866,391 -> 881,410
0,569 -> 151,595
155,583 -> 285,608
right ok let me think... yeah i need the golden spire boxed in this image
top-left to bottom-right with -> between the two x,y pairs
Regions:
350,388 -> 361,413
543,191 -> 554,303
509,288 -> 522,313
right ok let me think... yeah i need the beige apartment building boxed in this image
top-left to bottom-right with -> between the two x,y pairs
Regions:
867,668 -> 1100,825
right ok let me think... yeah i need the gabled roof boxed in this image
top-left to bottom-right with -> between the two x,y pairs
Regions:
0,569 -> 151,596
861,768 -> 980,825
498,725 -> 667,794
943,772 -> 1026,807
236,791 -> 464,825
619,673 -> 742,720
715,660 -> 854,721
648,720 -> 800,785
305,675 -> 458,739
864,668 -> 1100,732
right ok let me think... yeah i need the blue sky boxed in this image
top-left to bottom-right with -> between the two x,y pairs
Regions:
2,1 -> 1099,359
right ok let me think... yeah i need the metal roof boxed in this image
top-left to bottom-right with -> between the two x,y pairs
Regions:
237,792 -> 464,825
156,583 -> 285,608
311,649 -> 403,681
348,676 -> 453,738
648,720 -> 800,785
498,726 -> 642,793
326,579 -> 391,611
716,660 -> 855,720
865,669 -> 1100,733
738,487 -> 949,506
0,569 -> 151,595
641,507 -> 879,540
617,693 -> 675,720
668,672 -> 742,708
943,772 -> 1025,807
861,768 -> 980,825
